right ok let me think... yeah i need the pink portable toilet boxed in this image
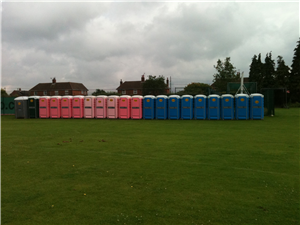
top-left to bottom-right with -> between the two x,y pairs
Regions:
107,95 -> 120,119
39,96 -> 50,118
61,96 -> 73,118
50,96 -> 61,118
131,95 -> 143,119
95,95 -> 107,118
72,95 -> 84,118
119,95 -> 131,119
84,96 -> 95,118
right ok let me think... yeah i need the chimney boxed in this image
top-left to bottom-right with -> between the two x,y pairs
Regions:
52,77 -> 56,83
19,88 -> 21,91
166,77 -> 169,87
141,74 -> 145,82
120,79 -> 123,85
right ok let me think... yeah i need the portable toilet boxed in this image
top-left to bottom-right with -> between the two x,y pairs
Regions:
84,96 -> 95,118
28,96 -> 40,118
39,96 -> 50,118
143,95 -> 156,119
168,95 -> 181,120
107,95 -> 119,119
14,96 -> 29,119
156,95 -> 168,119
95,95 -> 107,118
72,95 -> 84,118
119,95 -> 131,119
181,95 -> 193,120
131,95 -> 143,119
61,96 -> 73,118
194,95 -> 207,120
235,94 -> 249,120
208,95 -> 220,120
221,94 -> 234,120
50,96 -> 61,118
250,93 -> 264,120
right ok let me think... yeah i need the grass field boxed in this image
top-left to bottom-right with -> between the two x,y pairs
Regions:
1,108 -> 299,225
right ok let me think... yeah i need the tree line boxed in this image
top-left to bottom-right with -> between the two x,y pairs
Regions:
248,39 -> 299,102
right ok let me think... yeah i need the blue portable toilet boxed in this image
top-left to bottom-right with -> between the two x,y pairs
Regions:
156,95 -> 168,119
194,95 -> 207,120
181,95 -> 193,119
221,94 -> 234,120
235,94 -> 249,120
143,95 -> 156,119
208,95 -> 220,120
168,95 -> 181,120
250,93 -> 264,120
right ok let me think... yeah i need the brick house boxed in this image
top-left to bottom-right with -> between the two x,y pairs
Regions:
29,78 -> 88,96
9,88 -> 30,97
116,75 -> 170,95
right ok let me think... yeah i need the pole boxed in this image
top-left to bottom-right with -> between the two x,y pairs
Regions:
241,72 -> 244,94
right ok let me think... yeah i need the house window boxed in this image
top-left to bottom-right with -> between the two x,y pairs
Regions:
65,90 -> 69,95
133,89 -> 137,94
55,91 -> 59,95
43,91 -> 47,95
34,91 -> 37,96
122,90 -> 126,94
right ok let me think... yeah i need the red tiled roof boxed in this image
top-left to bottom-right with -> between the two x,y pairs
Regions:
9,90 -> 30,96
116,81 -> 143,90
29,82 -> 88,91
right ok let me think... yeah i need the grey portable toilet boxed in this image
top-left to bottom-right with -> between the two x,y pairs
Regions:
15,96 -> 29,119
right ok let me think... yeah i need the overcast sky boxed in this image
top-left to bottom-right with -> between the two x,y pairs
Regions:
1,1 -> 299,94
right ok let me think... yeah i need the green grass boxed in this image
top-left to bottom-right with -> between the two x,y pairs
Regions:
1,109 -> 299,225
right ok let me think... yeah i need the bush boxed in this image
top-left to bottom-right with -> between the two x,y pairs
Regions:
288,102 -> 300,108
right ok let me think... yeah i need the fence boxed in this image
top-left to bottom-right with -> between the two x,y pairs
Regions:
1,97 -> 16,115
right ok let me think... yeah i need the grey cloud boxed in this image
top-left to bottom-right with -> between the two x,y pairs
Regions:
1,2 -> 298,93
3,2 -> 108,42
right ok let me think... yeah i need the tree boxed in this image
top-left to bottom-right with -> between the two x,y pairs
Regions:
1,88 -> 9,97
212,57 -> 240,92
289,39 -> 300,102
262,52 -> 275,88
92,89 -> 106,96
142,75 -> 167,95
249,53 -> 264,91
274,56 -> 290,88
183,82 -> 210,95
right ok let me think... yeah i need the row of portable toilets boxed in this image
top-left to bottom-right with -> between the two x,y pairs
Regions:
14,94 -> 264,120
